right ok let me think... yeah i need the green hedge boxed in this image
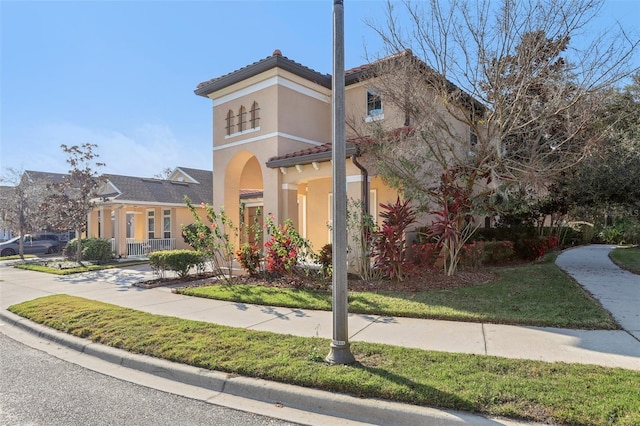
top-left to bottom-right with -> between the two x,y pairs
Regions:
149,250 -> 203,279
65,238 -> 113,262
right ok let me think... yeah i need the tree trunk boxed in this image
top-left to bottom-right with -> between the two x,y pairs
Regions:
75,227 -> 82,264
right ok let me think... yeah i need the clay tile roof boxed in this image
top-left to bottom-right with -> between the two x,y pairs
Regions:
195,50 -> 331,96
265,127 -> 414,169
240,189 -> 264,199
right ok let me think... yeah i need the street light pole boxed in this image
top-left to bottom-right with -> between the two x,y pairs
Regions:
326,0 -> 355,365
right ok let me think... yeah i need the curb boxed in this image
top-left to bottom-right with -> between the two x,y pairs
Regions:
0,309 -> 537,426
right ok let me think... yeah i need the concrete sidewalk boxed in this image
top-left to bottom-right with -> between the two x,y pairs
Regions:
556,245 -> 640,341
1,245 -> 639,425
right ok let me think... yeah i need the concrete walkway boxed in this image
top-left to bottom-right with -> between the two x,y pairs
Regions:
0,245 -> 638,425
556,245 -> 640,341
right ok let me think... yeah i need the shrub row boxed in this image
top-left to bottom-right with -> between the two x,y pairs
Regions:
149,250 -> 204,279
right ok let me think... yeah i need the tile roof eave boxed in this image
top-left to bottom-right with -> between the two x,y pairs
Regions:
195,55 -> 332,98
266,143 -> 358,169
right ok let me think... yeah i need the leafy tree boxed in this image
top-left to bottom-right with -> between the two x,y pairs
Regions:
43,144 -> 106,264
0,168 -> 49,258
562,72 -> 640,215
358,0 -> 638,273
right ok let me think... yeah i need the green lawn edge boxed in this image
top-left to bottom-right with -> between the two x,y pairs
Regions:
9,295 -> 639,426
177,258 -> 618,330
609,247 -> 640,275
14,260 -> 149,275
0,254 -> 37,261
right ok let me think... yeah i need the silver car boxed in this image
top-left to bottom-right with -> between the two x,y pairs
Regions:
0,234 -> 61,256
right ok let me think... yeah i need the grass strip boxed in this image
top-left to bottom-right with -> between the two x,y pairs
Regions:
609,247 -> 640,274
9,295 -> 639,426
0,254 -> 36,261
177,260 -> 617,329
14,261 -> 149,275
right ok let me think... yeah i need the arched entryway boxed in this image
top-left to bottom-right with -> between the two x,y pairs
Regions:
224,151 -> 264,248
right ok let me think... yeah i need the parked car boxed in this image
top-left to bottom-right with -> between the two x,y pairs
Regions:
0,234 -> 61,256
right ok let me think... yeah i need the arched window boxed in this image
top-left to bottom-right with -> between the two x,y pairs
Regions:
225,110 -> 235,136
238,106 -> 247,132
250,101 -> 260,129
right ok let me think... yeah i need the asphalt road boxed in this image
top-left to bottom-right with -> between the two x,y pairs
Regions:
0,333 -> 301,426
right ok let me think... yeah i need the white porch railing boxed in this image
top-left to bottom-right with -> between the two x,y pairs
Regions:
111,238 -> 176,257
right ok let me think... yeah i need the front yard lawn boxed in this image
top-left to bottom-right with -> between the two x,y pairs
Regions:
9,295 -> 639,426
177,255 -> 618,329
609,247 -> 640,274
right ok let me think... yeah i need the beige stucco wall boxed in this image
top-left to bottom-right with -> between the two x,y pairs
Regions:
345,81 -> 408,138
305,177 -> 332,248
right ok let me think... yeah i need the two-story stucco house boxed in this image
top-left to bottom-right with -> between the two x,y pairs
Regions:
195,49 -> 412,251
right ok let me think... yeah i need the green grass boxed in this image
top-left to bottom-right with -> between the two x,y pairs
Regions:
14,260 -> 149,275
9,295 -> 639,426
0,254 -> 36,261
177,258 -> 617,329
609,247 -> 640,274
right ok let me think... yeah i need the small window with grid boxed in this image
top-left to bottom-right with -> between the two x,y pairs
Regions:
225,110 -> 235,136
250,101 -> 260,128
238,106 -> 247,132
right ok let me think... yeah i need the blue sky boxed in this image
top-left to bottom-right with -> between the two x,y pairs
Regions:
1,0 -> 639,179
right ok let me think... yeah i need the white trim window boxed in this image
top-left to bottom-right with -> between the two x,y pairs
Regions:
365,89 -> 383,122
163,209 -> 171,239
147,210 -> 155,239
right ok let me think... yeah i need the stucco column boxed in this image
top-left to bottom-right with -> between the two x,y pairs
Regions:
113,206 -> 125,257
101,206 -> 113,241
281,184 -> 299,231
262,167 -> 280,226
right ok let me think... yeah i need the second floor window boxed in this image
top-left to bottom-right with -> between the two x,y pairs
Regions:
225,110 -> 235,136
250,101 -> 260,129
238,106 -> 247,132
366,89 -> 382,117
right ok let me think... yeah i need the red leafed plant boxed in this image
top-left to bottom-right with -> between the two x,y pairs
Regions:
371,197 -> 417,281
428,168 -> 481,276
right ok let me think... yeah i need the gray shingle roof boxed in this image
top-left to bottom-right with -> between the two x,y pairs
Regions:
103,171 -> 212,205
173,167 -> 213,185
23,169 -> 213,206
24,170 -> 68,185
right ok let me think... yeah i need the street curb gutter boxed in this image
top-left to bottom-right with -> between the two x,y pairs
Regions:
0,310 -> 536,426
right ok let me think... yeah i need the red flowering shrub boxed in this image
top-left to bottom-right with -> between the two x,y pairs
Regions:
236,243 -> 262,276
481,240 -> 516,265
263,216 -> 313,277
460,241 -> 483,270
546,235 -> 559,250
410,242 -> 438,269
516,237 -> 548,260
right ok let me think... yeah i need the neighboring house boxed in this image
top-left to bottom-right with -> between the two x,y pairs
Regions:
91,167 -> 213,257
23,167 -> 213,257
0,185 -> 16,241
194,49 -> 475,251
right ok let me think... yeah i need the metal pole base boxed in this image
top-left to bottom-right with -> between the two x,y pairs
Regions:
325,341 -> 356,365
